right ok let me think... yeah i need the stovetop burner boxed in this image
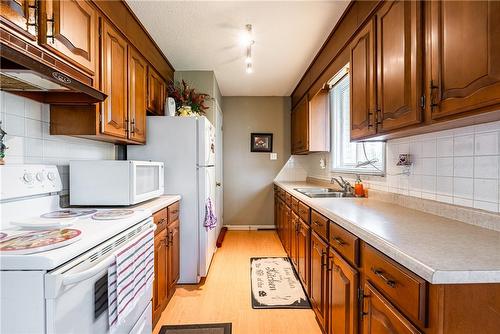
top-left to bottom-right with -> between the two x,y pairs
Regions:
92,209 -> 135,221
40,209 -> 98,219
0,229 -> 82,255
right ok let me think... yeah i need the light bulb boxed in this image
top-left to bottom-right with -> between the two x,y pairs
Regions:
246,63 -> 253,74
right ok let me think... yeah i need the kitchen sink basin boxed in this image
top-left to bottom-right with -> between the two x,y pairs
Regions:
293,188 -> 355,198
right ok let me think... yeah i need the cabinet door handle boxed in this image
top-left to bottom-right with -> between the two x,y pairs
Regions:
372,267 -> 396,288
168,231 -> 174,246
130,119 -> 135,134
430,80 -> 439,108
321,251 -> 327,268
333,236 -> 345,246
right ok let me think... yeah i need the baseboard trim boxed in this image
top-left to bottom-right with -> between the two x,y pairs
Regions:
224,225 -> 276,231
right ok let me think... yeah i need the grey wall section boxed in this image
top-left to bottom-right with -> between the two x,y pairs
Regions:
222,97 -> 291,226
173,71 -> 222,124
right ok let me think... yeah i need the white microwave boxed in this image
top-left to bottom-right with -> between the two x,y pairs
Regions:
69,160 -> 164,206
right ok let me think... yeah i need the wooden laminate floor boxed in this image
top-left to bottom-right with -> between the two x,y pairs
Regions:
153,230 -> 322,334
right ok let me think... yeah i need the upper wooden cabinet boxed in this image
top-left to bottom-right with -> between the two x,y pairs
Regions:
428,0 -> 500,120
39,0 -> 98,76
147,67 -> 167,116
291,91 -> 329,155
376,0 -> 422,132
0,0 -> 37,39
349,19 -> 376,141
101,19 -> 128,139
128,46 -> 148,143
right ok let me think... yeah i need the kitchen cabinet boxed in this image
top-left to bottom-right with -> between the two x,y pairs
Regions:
0,0 -> 37,39
284,204 -> 292,257
291,90 -> 330,155
290,211 -> 299,269
310,230 -> 329,331
361,282 -> 422,334
376,0 -> 422,132
428,0 -> 500,120
297,218 -> 310,294
152,201 -> 180,327
328,248 -> 358,334
153,227 -> 168,326
39,0 -> 98,76
128,46 -> 148,143
167,218 -> 180,300
101,19 -> 128,139
349,19 -> 376,141
147,67 -> 167,116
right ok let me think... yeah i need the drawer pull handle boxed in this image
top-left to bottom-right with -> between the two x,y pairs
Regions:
333,236 -> 345,246
372,268 -> 396,288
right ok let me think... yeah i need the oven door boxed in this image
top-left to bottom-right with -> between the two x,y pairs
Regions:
44,219 -> 155,334
131,161 -> 164,204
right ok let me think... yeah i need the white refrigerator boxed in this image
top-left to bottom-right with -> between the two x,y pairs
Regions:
128,116 -> 217,284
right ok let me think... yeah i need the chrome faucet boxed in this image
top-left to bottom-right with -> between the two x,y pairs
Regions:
330,176 -> 354,194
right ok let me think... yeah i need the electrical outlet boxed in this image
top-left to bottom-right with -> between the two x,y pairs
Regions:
270,153 -> 278,160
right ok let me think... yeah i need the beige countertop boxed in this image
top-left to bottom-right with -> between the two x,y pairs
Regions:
130,195 -> 181,215
275,181 -> 500,284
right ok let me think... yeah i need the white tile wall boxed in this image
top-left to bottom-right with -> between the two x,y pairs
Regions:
288,121 -> 500,214
0,92 -> 115,192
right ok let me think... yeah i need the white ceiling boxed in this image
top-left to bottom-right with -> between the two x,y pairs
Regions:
125,1 -> 350,96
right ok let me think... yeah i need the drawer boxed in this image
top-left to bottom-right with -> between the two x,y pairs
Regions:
298,202 -> 310,224
291,197 -> 299,213
168,201 -> 180,222
153,207 -> 168,234
285,192 -> 292,207
362,243 -> 427,326
310,210 -> 328,240
329,221 -> 359,266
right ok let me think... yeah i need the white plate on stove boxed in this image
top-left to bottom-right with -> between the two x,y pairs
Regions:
10,217 -> 77,229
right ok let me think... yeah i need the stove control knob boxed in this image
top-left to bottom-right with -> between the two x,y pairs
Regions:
36,172 -> 45,182
23,172 -> 33,183
47,172 -> 56,181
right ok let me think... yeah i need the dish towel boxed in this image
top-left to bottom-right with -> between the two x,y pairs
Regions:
107,228 -> 155,333
204,197 -> 217,230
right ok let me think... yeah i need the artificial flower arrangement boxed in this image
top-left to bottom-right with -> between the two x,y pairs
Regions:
167,80 -> 210,116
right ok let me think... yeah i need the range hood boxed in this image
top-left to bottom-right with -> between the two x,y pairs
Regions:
0,43 -> 106,104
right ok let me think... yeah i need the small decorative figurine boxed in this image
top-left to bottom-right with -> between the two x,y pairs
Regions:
0,121 -> 7,165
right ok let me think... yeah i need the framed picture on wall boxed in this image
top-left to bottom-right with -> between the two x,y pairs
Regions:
250,133 -> 273,152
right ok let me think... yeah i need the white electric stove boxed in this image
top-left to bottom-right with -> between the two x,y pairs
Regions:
0,164 -> 155,334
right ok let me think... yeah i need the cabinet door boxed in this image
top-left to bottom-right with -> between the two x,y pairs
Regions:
167,219 -> 180,297
147,68 -> 166,115
361,282 -> 421,334
298,218 -> 310,295
291,97 -> 309,153
0,0 -> 37,39
290,212 -> 299,269
310,231 -> 329,331
40,0 -> 98,75
128,46 -> 147,143
284,206 -> 292,256
328,249 -> 358,334
429,1 -> 500,119
376,0 -> 422,132
350,19 -> 377,140
153,229 -> 168,326
308,89 -> 330,152
101,20 -> 128,139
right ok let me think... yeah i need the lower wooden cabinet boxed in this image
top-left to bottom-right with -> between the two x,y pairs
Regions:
328,248 -> 358,334
310,230 -> 329,331
361,282 -> 422,334
152,202 -> 180,327
290,211 -> 299,268
153,228 -> 168,325
297,218 -> 310,294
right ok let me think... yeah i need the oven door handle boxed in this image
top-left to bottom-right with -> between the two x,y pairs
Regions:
62,256 -> 117,286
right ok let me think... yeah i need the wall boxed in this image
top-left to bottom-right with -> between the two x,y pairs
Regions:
223,97 -> 291,226
173,71 -> 222,124
284,121 -> 500,214
0,92 -> 115,197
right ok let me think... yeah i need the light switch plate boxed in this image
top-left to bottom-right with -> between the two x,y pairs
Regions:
270,153 -> 278,160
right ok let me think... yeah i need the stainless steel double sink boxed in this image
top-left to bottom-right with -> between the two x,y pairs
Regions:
293,187 -> 355,198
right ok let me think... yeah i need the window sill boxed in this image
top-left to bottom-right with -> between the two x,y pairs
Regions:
330,167 -> 385,177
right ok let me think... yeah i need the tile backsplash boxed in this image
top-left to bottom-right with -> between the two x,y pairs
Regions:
284,121 -> 500,213
0,92 -> 115,192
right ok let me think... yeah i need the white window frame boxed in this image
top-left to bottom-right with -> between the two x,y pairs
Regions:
329,65 -> 386,176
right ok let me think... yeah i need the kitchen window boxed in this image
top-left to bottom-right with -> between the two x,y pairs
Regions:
329,65 -> 385,175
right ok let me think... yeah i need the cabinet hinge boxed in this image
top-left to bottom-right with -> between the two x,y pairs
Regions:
420,95 -> 425,110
